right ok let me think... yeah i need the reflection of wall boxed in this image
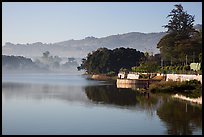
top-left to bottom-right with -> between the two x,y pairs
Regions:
116,83 -> 137,89
117,79 -> 149,84
116,79 -> 148,89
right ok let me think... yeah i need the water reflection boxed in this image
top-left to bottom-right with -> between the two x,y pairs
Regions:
2,82 -> 89,103
85,85 -> 139,106
85,85 -> 158,108
116,83 -> 145,90
157,100 -> 202,135
84,85 -> 202,135
2,80 -> 202,135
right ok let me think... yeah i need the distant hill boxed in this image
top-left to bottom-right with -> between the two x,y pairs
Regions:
193,24 -> 202,30
2,24 -> 201,58
2,32 -> 166,58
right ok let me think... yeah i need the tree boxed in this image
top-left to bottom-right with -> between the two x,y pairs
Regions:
131,53 -> 161,73
157,4 -> 202,65
78,47 -> 145,74
43,51 -> 50,59
163,4 -> 195,37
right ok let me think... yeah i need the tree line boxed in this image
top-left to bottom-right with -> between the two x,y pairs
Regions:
78,4 -> 202,75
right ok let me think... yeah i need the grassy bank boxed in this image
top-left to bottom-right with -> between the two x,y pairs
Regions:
148,80 -> 202,98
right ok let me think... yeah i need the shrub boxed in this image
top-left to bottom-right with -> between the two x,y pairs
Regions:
175,66 -> 180,71
183,65 -> 190,71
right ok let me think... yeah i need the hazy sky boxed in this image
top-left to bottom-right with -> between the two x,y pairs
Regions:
2,2 -> 202,45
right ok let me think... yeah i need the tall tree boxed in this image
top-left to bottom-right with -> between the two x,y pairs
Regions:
157,4 -> 201,65
163,4 -> 195,37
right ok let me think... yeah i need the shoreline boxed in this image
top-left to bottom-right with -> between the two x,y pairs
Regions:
88,74 -> 117,81
86,74 -> 202,105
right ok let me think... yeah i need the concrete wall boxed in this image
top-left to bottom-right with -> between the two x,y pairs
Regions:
156,73 -> 165,76
166,74 -> 202,84
127,74 -> 139,79
118,73 -> 125,79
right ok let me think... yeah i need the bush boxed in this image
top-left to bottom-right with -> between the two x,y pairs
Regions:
183,65 -> 190,71
175,66 -> 180,71
168,66 -> 173,71
185,79 -> 201,85
165,66 -> 169,70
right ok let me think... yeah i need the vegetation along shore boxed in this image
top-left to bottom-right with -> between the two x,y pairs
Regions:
77,4 -> 202,104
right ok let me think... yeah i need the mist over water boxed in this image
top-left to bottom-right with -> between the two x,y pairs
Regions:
1,51 -> 202,135
2,51 -> 82,74
1,46 -> 202,135
2,73 -> 202,135
2,72 -> 105,86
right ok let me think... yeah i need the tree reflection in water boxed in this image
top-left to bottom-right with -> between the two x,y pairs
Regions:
84,85 -> 158,107
84,85 -> 202,135
157,100 -> 202,135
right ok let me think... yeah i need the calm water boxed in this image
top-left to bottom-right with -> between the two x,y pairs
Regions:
2,73 -> 202,135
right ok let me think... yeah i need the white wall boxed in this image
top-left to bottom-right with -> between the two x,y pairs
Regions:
166,74 -> 202,84
127,74 -> 139,79
118,73 -> 125,79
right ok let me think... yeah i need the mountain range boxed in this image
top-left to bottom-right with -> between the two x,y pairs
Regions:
2,32 -> 166,58
2,24 -> 201,58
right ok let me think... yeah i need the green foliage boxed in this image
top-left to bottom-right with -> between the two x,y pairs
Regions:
119,68 -> 128,72
131,66 -> 138,72
175,66 -> 180,71
159,65 -> 191,74
163,4 -> 195,36
157,4 -> 202,65
79,47 -> 145,74
183,65 -> 190,71
131,53 -> 161,73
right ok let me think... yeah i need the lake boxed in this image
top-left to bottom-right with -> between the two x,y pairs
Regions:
2,73 -> 202,135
